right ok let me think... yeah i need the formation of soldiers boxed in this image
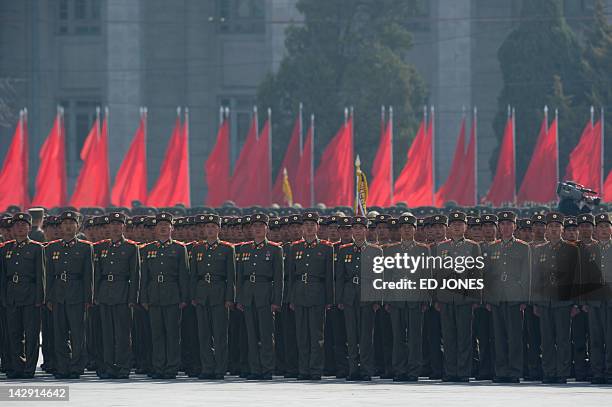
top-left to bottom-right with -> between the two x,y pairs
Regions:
1,202 -> 612,385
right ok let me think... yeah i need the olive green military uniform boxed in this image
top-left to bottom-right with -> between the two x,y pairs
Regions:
482,228 -> 530,381
93,233 -> 140,377
236,237 -> 283,378
45,235 -> 94,378
1,232 -> 44,378
531,213 -> 579,383
435,223 -> 482,381
336,240 -> 383,379
140,238 -> 190,378
190,234 -> 235,378
383,234 -> 430,380
287,235 -> 334,378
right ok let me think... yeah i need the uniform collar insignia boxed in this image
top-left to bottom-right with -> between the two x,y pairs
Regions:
62,238 -> 76,247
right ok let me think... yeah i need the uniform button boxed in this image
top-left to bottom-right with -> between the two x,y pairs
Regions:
207,263 -> 210,266
306,263 -> 309,266
253,263 -> 256,266
110,261 -> 114,264
161,262 -> 164,265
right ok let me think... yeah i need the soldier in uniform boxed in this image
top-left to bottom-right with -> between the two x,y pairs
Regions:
45,210 -> 94,379
190,214 -> 235,380
329,216 -> 349,378
532,212 -> 579,384
482,211 -> 530,383
435,212 -> 482,382
336,216 -> 383,381
0,217 -> 11,374
287,212 -> 333,380
93,212 -> 140,379
87,216 -> 106,374
235,213 -> 283,380
133,216 -> 154,375
374,214 -> 394,379
515,219 -> 533,243
582,213 -> 612,383
140,213 -> 190,379
279,215 -> 299,378
0,213 -> 44,378
383,214 -> 430,381
40,215 -> 59,374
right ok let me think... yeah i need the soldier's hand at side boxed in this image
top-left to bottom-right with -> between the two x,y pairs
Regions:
128,303 -> 135,308
519,304 -> 527,312
224,301 -> 234,309
191,300 -> 198,306
533,305 -> 539,316
142,303 -> 149,311
570,306 -> 580,318
236,303 -> 244,312
325,304 -> 332,311
421,304 -> 428,312
289,303 -> 295,311
384,303 -> 391,312
271,304 -> 281,313
179,302 -> 188,309
46,302 -> 53,311
337,303 -> 345,310
582,305 -> 589,313
485,304 -> 492,312
373,303 -> 380,312
434,302 -> 441,312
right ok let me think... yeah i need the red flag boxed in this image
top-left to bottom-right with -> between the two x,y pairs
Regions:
70,113 -> 110,208
456,118 -> 477,206
314,116 -> 354,207
147,114 -> 190,207
256,119 -> 272,206
393,117 -> 433,206
564,119 -> 602,192
368,117 -> 393,207
434,118 -> 466,207
483,115 -> 515,206
0,112 -> 30,210
604,169 -> 612,202
294,123 -> 313,206
32,111 -> 67,208
271,117 -> 301,205
205,118 -> 230,207
517,117 -> 558,204
111,112 -> 147,207
229,115 -> 259,206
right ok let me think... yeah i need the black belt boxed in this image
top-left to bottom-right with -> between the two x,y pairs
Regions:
295,273 -> 325,283
345,275 -> 360,284
197,273 -> 226,283
102,274 -> 129,282
7,274 -> 35,284
243,275 -> 272,283
151,275 -> 177,283
55,273 -> 83,282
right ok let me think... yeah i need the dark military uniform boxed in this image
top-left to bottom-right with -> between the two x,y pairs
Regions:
336,218 -> 383,380
236,215 -> 283,379
190,214 -> 236,379
0,213 -> 44,378
383,215 -> 430,381
330,218 -> 350,378
45,212 -> 94,378
482,211 -> 530,382
280,216 -> 299,378
140,214 -> 190,379
287,214 -> 334,379
93,213 -> 140,378
531,212 -> 579,383
435,212 -> 482,381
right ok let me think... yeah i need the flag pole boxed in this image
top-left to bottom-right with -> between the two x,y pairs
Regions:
601,107 -> 605,194
555,108 -> 559,191
299,102 -> 303,155
184,106 -> 191,206
268,107 -> 272,204
254,105 -> 259,140
473,106 -> 478,206
430,105 -> 435,205
105,106 -> 110,197
310,113 -> 315,207
219,106 -> 224,126
512,107 -> 516,204
96,106 -> 101,140
389,106 -> 394,205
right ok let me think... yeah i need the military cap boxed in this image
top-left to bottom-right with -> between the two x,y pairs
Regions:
327,215 -> 339,225
174,217 -> 186,227
131,215 -> 146,225
338,216 -> 352,228
60,210 -> 79,223
143,216 -> 157,227
288,214 -> 302,225
431,214 -> 448,226
517,218 -> 533,230
388,218 -> 399,228
156,212 -> 173,224
42,215 -> 55,227
531,214 -> 546,225
95,215 -> 111,226
279,216 -> 290,226
109,212 -> 127,224
398,214 -> 417,227
545,212 -> 564,225
448,211 -> 467,223
467,216 -> 482,227
85,218 -> 96,228
481,214 -> 498,225
595,213 -> 612,225
0,217 -> 13,228
12,212 -> 32,225
577,213 -> 595,226
221,216 -> 232,226
417,218 -> 425,228
563,217 -> 578,228
240,215 -> 252,225
498,211 -> 517,223
126,218 -> 134,226
195,213 -> 221,226
251,213 -> 269,225
467,208 -> 480,217
351,216 -> 368,226
375,214 -> 391,224
303,211 -> 320,223
269,218 -> 282,229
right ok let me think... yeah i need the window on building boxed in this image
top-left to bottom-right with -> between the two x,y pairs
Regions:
58,0 -> 102,36
59,99 -> 101,181
216,0 -> 265,34
219,96 -> 256,167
